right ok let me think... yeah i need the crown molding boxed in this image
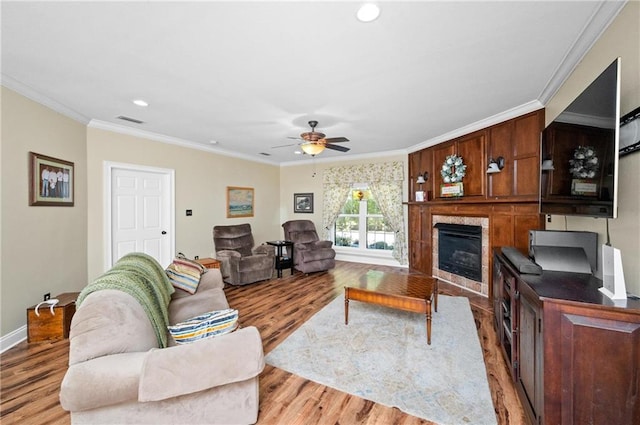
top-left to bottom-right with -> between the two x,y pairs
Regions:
88,120 -> 277,165
1,74 -> 90,124
407,100 -> 544,153
537,0 -> 626,105
280,148 -> 408,167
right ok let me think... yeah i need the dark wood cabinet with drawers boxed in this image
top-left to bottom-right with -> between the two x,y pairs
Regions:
494,249 -> 640,425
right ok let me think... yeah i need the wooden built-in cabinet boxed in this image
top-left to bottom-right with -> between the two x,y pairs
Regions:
407,110 -> 546,293
488,112 -> 543,200
494,250 -> 640,425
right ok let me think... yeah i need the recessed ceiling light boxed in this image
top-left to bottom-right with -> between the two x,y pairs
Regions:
294,150 -> 302,155
357,3 -> 380,23
132,99 -> 148,107
209,140 -> 218,145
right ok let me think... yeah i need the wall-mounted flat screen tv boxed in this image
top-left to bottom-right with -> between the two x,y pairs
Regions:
540,58 -> 620,218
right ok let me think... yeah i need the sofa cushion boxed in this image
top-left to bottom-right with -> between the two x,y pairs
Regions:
168,309 -> 238,345
69,290 -> 158,365
169,287 -> 230,326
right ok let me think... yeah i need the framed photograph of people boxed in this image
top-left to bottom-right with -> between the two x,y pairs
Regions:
294,193 -> 314,213
29,152 -> 74,206
226,186 -> 254,218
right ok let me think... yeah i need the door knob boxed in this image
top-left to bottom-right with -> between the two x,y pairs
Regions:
161,231 -> 167,235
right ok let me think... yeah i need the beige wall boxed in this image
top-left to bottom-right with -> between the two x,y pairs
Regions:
86,128 -> 281,280
1,87 -> 88,335
545,1 -> 640,295
279,153 -> 408,239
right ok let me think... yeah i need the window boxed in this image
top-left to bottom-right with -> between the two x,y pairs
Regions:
334,188 -> 394,252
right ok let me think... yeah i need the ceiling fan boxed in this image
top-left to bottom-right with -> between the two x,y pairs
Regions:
273,120 -> 350,156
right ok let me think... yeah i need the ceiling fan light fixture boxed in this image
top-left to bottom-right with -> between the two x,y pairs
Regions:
301,142 -> 326,156
132,99 -> 148,107
357,3 -> 380,23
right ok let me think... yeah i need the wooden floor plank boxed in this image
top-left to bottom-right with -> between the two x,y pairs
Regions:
1,261 -> 525,424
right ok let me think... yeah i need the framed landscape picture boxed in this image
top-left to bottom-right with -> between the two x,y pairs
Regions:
294,193 -> 313,213
227,186 -> 254,218
29,152 -> 74,206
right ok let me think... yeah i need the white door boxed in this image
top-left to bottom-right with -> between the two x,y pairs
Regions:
107,164 -> 174,269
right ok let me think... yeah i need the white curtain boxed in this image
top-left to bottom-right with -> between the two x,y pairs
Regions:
323,161 -> 407,264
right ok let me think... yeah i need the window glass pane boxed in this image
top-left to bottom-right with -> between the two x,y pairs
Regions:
342,198 -> 360,214
334,216 -> 359,247
366,217 -> 394,250
366,197 -> 382,214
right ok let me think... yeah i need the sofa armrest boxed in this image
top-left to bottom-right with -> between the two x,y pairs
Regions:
138,326 -> 264,402
60,352 -> 147,412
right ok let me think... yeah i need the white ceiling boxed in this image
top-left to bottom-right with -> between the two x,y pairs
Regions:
1,1 -> 625,165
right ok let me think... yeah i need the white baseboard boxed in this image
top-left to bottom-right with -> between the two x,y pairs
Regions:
336,251 -> 407,268
1,325 -> 27,353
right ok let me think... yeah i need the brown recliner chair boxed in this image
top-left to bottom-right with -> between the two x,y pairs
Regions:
282,220 -> 336,274
213,223 -> 275,285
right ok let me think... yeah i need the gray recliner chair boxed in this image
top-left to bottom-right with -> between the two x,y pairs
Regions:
282,220 -> 336,274
213,223 -> 275,285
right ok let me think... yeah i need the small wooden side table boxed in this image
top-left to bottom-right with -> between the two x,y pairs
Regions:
27,292 -> 79,343
195,257 -> 221,270
266,240 -> 294,278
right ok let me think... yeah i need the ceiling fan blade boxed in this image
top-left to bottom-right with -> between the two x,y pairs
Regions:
325,144 -> 351,152
271,142 -> 298,149
287,136 -> 302,140
323,137 -> 349,143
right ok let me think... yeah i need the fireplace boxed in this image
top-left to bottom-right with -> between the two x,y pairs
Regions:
434,223 -> 482,282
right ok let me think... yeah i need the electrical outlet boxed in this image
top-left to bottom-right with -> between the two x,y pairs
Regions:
43,293 -> 51,301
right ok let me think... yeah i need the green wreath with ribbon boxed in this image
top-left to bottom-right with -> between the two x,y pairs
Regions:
440,154 -> 467,183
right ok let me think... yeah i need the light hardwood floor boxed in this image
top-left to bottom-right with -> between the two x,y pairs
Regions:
1,261 -> 525,424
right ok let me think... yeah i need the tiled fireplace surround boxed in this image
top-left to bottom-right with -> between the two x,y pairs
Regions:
432,215 -> 490,296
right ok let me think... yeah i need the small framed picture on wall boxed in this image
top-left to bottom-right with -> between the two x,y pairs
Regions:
29,152 -> 74,206
294,193 -> 313,213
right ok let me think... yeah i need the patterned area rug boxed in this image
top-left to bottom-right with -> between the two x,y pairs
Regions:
265,294 -> 497,424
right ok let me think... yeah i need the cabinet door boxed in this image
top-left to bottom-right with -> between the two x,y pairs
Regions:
518,292 -> 542,424
514,213 -> 543,253
543,301 -> 640,425
457,132 -> 486,197
408,205 -> 431,274
489,111 -> 542,199
409,151 -> 421,201
513,112 -> 542,198
489,121 -> 513,197
432,142 -> 455,199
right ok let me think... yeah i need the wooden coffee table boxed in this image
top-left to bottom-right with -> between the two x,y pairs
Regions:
344,270 -> 439,344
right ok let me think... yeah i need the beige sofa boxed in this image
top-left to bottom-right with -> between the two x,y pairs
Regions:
59,267 -> 265,425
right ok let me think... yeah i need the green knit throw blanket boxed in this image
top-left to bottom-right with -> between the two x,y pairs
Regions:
77,252 -> 175,348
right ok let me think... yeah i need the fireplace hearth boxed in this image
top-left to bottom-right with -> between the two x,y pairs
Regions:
434,223 -> 482,282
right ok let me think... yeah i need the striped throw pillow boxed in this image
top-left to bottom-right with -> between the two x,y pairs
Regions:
168,309 -> 239,345
166,257 -> 207,294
